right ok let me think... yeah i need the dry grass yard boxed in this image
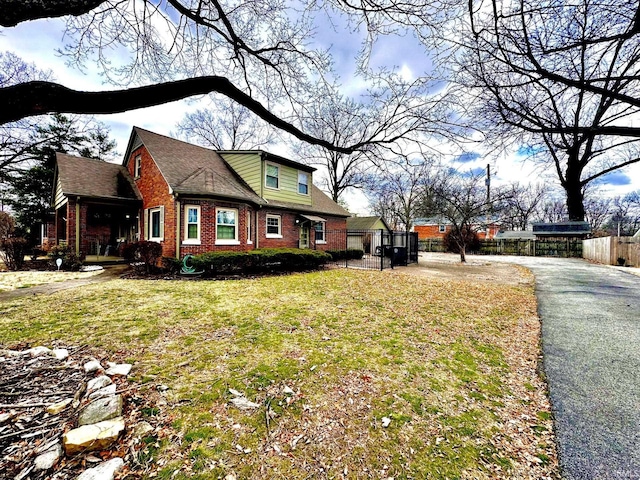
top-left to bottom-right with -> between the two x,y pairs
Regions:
0,262 -> 559,479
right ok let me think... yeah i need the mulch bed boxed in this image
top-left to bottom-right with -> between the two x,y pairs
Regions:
0,343 -> 171,479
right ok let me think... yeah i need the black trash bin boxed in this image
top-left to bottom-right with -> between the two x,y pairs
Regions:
392,246 -> 407,266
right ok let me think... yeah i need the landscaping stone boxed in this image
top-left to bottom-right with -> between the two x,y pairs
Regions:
76,457 -> 124,480
28,346 -> 51,357
51,348 -> 69,360
78,395 -> 123,426
34,443 -> 62,471
105,363 -> 132,376
88,384 -> 117,400
84,360 -> 102,373
87,375 -> 112,392
133,421 -> 154,438
63,417 -> 125,455
46,398 -> 73,415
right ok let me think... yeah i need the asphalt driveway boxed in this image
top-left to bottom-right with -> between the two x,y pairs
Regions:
486,256 -> 640,479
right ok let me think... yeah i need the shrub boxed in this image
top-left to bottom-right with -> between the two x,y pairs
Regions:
191,248 -> 331,276
48,244 -> 84,271
327,249 -> 365,261
123,241 -> 163,274
0,237 -> 29,271
0,211 -> 15,239
162,256 -> 182,274
443,227 -> 481,254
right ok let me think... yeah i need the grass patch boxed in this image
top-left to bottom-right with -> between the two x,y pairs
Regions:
0,269 -> 557,479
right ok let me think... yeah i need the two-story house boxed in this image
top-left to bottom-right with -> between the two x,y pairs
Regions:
51,127 -> 349,258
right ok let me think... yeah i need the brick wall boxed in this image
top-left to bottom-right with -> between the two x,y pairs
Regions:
258,210 -> 299,248
128,146 -> 176,257
414,224 -> 450,240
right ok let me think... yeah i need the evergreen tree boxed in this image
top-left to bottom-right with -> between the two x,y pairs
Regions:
6,114 -> 116,244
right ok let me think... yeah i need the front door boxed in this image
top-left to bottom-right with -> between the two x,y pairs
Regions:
299,226 -> 310,249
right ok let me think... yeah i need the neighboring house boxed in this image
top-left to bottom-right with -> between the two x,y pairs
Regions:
531,221 -> 591,238
412,217 -> 501,240
51,127 -> 349,258
346,216 -> 392,254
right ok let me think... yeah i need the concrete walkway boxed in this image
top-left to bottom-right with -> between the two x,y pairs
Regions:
0,265 -> 129,301
484,256 -> 640,479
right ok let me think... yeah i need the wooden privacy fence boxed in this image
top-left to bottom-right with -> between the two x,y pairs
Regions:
582,236 -> 640,267
419,238 -> 583,258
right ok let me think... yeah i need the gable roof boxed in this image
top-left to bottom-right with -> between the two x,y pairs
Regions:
55,153 -> 141,201
346,216 -> 391,231
127,127 -> 265,205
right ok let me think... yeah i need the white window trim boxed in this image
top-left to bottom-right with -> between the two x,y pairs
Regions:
147,206 -> 164,242
266,214 -> 282,238
246,210 -> 253,244
183,205 -> 201,245
215,207 -> 239,245
315,221 -> 326,244
134,155 -> 141,178
297,171 -> 309,195
265,162 -> 280,190
438,225 -> 446,233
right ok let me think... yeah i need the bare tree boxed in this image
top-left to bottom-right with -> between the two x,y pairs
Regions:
605,191 -> 640,236
432,171 -> 506,262
0,1 -> 449,156
459,0 -> 640,221
177,97 -> 275,150
366,158 -> 437,232
539,198 -> 568,224
500,183 -> 548,231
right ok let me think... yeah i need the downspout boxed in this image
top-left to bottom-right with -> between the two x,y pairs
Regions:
175,198 -> 181,259
75,197 -> 81,255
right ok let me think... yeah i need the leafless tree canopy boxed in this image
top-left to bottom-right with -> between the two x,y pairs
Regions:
0,0 -> 452,156
458,0 -> 640,220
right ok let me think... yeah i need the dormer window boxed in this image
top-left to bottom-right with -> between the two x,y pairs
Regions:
298,172 -> 309,195
266,163 -> 279,189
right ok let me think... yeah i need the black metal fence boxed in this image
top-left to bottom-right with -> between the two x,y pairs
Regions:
419,237 -> 583,258
324,229 -> 419,270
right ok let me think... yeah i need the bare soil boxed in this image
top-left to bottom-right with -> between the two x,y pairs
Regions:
399,252 -> 533,285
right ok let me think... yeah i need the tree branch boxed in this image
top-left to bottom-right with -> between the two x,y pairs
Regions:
0,0 -> 106,27
0,79 -> 358,154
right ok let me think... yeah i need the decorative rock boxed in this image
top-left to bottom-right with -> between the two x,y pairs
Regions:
88,384 -> 117,400
132,421 -> 154,438
87,375 -> 113,393
46,398 -> 73,415
381,417 -> 391,428
84,360 -> 102,373
105,363 -> 132,376
63,417 -> 125,455
76,457 -> 124,480
229,397 -> 261,410
34,443 -> 62,471
28,346 -> 51,357
51,348 -> 69,360
78,395 -> 123,426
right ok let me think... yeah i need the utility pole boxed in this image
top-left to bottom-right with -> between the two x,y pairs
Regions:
485,164 -> 491,239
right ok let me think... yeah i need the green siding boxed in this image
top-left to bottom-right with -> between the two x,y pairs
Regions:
220,153 -> 262,195
263,162 -> 313,205
222,152 -> 313,206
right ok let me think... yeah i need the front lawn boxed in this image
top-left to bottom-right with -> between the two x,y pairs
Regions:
0,268 -> 558,479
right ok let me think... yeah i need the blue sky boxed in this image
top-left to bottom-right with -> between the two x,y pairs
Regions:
1,7 -> 638,214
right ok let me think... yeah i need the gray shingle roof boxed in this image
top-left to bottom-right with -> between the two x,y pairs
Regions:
56,153 -> 141,201
266,185 -> 350,217
133,127 -> 265,204
346,216 -> 390,230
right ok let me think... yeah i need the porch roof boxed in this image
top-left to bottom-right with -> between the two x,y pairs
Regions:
55,153 -> 141,202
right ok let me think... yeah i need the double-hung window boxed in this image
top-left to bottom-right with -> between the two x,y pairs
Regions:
134,155 -> 141,178
438,225 -> 446,233
266,163 -> 279,189
184,205 -> 200,244
216,208 -> 239,244
298,172 -> 309,195
314,221 -> 326,243
266,214 -> 282,238
147,206 -> 164,242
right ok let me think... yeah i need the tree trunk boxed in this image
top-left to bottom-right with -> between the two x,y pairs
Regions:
459,246 -> 466,263
563,157 -> 586,221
